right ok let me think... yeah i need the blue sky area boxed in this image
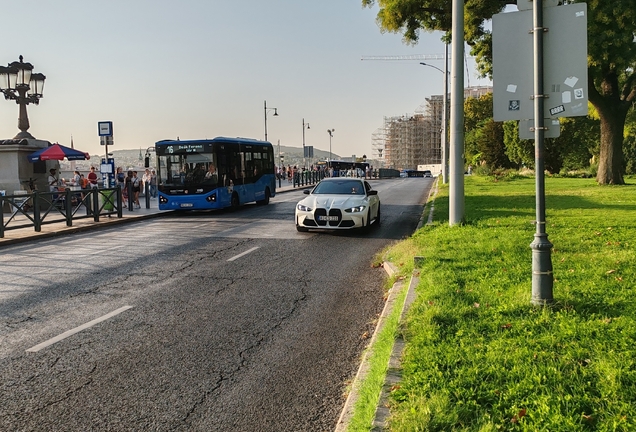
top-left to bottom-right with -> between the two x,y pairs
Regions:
0,1 -> 491,160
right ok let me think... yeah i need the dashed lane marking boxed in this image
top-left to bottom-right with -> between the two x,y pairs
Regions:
26,306 -> 134,353
227,247 -> 260,262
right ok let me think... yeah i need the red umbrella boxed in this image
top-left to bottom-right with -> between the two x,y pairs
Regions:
28,143 -> 90,162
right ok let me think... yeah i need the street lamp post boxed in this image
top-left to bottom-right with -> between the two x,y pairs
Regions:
302,118 -> 310,169
263,100 -> 278,142
0,55 -> 46,140
327,129 -> 335,169
420,56 -> 449,184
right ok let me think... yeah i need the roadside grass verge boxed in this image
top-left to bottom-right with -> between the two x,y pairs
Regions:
383,176 -> 636,430
346,278 -> 408,430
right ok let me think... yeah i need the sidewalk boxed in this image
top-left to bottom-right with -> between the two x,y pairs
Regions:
0,182 -> 307,248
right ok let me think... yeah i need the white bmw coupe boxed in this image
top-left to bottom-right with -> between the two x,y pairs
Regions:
295,178 -> 380,232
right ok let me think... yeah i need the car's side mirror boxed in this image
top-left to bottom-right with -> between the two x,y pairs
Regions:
303,190 -> 310,194
367,190 -> 378,195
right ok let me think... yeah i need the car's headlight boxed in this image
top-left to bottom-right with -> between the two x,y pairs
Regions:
344,205 -> 366,213
297,203 -> 313,212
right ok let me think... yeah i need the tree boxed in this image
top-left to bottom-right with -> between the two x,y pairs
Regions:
362,0 -> 636,184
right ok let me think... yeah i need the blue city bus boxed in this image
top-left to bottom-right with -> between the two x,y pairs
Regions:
156,137 -> 276,211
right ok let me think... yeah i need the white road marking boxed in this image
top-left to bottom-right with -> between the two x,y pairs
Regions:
26,306 -> 134,353
227,247 -> 260,262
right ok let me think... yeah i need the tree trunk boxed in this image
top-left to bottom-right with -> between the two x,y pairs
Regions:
588,71 -> 629,185
596,108 -> 626,185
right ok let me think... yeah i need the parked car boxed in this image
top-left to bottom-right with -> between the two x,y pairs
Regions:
295,178 -> 380,232
423,170 -> 432,178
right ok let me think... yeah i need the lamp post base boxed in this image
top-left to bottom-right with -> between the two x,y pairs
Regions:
530,232 -> 554,306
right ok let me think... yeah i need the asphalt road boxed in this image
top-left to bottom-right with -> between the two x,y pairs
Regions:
0,178 -> 432,432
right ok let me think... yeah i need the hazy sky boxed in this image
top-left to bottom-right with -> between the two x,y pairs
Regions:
1,1 -> 490,160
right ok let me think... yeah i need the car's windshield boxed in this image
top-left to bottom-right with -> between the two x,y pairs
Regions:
312,180 -> 365,195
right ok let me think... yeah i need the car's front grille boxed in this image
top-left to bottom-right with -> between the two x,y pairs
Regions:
328,209 -> 342,227
314,208 -> 342,226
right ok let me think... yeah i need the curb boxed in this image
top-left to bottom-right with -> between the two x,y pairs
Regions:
335,178 -> 439,431
334,264 -> 418,432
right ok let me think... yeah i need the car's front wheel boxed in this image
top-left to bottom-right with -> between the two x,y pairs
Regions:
375,204 -> 381,227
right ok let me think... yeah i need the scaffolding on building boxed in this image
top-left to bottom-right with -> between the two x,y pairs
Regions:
379,99 -> 441,170
372,86 -> 492,170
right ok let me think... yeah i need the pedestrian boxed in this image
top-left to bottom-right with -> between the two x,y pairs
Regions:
132,171 -> 141,208
88,166 -> 99,188
150,169 -> 157,198
142,168 -> 152,196
72,170 -> 81,187
48,168 -> 59,192
115,167 -> 126,188
124,170 -> 133,205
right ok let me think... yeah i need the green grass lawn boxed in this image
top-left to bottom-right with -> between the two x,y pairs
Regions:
382,176 -> 636,431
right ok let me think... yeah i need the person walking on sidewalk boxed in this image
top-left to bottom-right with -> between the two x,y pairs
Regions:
150,169 -> 157,198
132,171 -> 141,209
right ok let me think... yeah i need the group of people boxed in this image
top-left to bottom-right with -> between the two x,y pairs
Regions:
47,166 -> 100,192
115,167 -> 157,209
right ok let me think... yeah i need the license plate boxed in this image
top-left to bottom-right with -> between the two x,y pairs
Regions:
318,215 -> 339,221
180,203 -> 194,208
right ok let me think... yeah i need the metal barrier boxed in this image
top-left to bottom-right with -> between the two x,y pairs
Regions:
0,187 -> 123,238
292,170 -> 326,188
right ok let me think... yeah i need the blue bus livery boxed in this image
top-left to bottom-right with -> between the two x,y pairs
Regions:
156,137 -> 276,210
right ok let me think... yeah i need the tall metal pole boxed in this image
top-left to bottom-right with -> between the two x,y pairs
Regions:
302,118 -> 308,169
442,42 -> 449,184
264,100 -> 268,142
449,0 -> 465,225
530,0 -> 554,305
329,134 -> 332,167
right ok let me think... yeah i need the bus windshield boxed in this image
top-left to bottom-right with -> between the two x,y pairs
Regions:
158,153 -> 218,187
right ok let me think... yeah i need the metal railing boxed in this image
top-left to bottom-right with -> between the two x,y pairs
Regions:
292,169 -> 327,188
0,187 -> 123,238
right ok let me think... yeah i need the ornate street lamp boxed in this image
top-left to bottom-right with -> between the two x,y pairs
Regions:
263,100 -> 278,142
327,129 -> 335,168
0,55 -> 46,139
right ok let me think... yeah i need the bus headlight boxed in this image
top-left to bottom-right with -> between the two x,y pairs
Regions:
159,195 -> 168,204
206,193 -> 217,202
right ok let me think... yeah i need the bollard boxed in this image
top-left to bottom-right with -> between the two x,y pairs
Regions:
127,182 -> 134,211
93,190 -> 100,222
65,188 -> 72,227
145,186 -> 150,209
33,192 -> 41,232
117,187 -> 123,218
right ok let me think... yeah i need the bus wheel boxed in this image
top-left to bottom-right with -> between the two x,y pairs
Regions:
231,193 -> 240,210
257,188 -> 270,205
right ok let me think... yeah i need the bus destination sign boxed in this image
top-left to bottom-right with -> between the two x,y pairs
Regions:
157,143 -> 213,155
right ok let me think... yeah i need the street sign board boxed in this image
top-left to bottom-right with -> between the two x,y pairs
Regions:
493,3 -> 588,122
517,0 -> 558,11
519,119 -> 561,140
100,136 -> 114,146
98,121 -> 113,137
